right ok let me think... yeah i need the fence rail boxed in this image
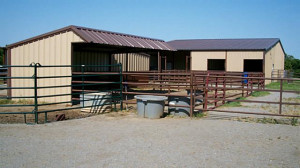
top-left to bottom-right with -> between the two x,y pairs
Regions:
122,71 -> 300,118
1,64 -> 300,124
0,63 -> 123,124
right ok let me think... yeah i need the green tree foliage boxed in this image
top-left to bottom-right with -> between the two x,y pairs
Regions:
0,48 -> 3,65
285,54 -> 300,73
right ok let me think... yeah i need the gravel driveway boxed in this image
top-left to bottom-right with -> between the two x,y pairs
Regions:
1,114 -> 299,168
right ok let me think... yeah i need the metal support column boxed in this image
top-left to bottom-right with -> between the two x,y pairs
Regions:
33,63 -> 39,123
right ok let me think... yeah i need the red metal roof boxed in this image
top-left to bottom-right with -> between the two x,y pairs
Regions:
7,25 -> 175,51
167,38 -> 281,51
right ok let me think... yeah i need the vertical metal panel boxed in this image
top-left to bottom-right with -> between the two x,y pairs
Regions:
111,53 -> 150,71
10,31 -> 84,102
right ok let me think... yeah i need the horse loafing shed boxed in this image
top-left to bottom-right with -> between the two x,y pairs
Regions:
6,25 -> 176,102
6,25 -> 285,103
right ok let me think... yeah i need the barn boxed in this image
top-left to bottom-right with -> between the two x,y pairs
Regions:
167,38 -> 285,80
6,25 -> 286,102
6,25 -> 175,102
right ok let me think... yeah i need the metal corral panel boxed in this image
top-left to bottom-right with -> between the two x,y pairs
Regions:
264,42 -> 285,83
191,51 -> 226,70
10,31 -> 84,102
111,53 -> 150,71
226,51 -> 263,72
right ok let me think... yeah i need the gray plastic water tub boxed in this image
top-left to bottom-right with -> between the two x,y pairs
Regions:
168,96 -> 202,117
134,95 -> 167,119
168,97 -> 191,117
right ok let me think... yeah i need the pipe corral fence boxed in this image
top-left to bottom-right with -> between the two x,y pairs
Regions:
122,71 -> 300,117
0,63 -> 123,124
1,63 -> 300,124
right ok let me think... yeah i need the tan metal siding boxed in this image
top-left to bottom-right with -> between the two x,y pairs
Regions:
191,51 -> 264,72
264,42 -> 285,83
226,51 -> 263,72
10,31 -> 84,102
191,51 -> 226,70
111,53 -> 150,71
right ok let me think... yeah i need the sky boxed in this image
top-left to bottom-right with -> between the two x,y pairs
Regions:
1,0 -> 300,58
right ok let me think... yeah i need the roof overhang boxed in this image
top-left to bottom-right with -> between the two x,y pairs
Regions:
6,25 -> 176,51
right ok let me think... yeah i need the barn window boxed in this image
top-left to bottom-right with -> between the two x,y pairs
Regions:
244,59 -> 263,72
208,59 -> 225,71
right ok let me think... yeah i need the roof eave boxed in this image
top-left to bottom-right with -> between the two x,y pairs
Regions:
6,26 -> 78,48
175,49 -> 267,51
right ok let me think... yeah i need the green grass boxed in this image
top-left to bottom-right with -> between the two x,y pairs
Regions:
0,99 -> 34,105
193,112 -> 206,118
291,118 -> 299,126
222,97 -> 246,107
266,81 -> 300,91
250,91 -> 270,97
234,117 -> 299,126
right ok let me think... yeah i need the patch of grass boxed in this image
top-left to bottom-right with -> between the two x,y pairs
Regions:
222,101 -> 242,107
250,91 -> 270,97
0,99 -> 34,105
233,117 -> 299,126
193,112 -> 206,118
266,81 -> 300,91
0,99 -> 13,104
222,97 -> 246,107
291,118 -> 299,126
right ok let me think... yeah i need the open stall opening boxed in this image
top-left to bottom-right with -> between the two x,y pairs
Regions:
208,59 -> 225,71
244,59 -> 263,72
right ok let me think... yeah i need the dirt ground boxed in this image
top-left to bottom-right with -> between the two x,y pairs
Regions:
0,111 -> 299,168
0,105 -> 99,124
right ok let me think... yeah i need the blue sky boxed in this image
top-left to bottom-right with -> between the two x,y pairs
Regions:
1,0 -> 300,58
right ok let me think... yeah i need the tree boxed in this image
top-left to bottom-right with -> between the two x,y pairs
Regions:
285,54 -> 300,74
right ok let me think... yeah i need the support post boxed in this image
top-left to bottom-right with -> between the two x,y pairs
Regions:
242,78 -> 244,97
163,56 -> 167,70
222,76 -> 226,104
126,53 -> 128,72
120,64 -> 123,111
204,73 -> 209,111
158,52 -> 162,91
190,71 -> 194,117
33,63 -> 38,124
215,77 -> 218,107
81,65 -> 85,108
279,79 -> 283,114
158,51 -> 161,73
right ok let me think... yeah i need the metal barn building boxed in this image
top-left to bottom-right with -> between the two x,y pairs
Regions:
6,25 -> 175,102
6,25 -> 285,102
167,38 -> 285,81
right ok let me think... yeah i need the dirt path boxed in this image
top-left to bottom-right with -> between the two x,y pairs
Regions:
1,113 -> 299,167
